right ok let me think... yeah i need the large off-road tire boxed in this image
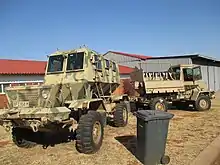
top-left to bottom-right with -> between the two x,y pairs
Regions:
75,111 -> 104,154
150,97 -> 168,112
194,95 -> 211,111
113,102 -> 128,127
12,127 -> 37,148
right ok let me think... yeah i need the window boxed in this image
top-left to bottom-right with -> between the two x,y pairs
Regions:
193,66 -> 202,80
25,82 -> 33,86
66,52 -> 84,71
112,62 -> 116,71
97,60 -> 102,70
94,55 -> 99,62
105,59 -> 110,69
169,67 -> 180,80
47,55 -> 64,73
0,84 -> 2,93
93,55 -> 102,70
183,68 -> 193,81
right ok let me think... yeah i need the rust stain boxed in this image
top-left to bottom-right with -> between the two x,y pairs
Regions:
0,140 -> 10,147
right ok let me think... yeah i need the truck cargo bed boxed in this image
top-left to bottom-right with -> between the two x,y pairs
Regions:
145,80 -> 185,93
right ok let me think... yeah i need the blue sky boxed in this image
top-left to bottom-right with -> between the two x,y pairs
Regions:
0,0 -> 220,60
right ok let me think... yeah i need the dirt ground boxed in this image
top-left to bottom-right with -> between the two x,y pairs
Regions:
0,98 -> 220,165
213,156 -> 220,165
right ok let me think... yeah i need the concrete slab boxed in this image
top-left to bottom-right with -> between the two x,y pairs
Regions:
190,135 -> 220,165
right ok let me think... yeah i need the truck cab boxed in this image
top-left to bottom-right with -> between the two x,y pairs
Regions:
168,64 -> 207,90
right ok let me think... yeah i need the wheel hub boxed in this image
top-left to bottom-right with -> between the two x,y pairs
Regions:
155,102 -> 165,110
92,121 -> 102,145
199,99 -> 207,109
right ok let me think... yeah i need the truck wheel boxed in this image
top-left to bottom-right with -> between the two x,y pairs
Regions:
113,102 -> 128,127
76,111 -> 104,154
195,95 -> 211,111
150,97 -> 168,112
12,127 -> 37,148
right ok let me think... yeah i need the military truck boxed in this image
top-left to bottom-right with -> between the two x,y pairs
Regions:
130,64 -> 215,111
0,46 -> 129,154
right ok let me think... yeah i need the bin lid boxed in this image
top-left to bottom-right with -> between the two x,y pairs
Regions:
136,110 -> 174,121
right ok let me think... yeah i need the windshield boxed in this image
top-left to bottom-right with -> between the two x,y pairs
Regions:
47,55 -> 64,73
66,52 -> 84,71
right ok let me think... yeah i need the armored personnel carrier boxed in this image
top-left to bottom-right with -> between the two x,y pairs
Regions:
0,46 -> 129,154
130,64 -> 215,111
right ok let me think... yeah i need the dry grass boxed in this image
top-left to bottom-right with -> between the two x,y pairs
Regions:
0,99 -> 220,165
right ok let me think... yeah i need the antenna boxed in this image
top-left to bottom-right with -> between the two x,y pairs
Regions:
82,44 -> 87,48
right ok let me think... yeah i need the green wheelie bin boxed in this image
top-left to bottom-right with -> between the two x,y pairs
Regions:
136,110 -> 174,165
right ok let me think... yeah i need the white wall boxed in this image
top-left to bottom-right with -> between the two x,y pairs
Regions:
0,74 -> 44,94
0,75 -> 44,83
120,74 -> 130,79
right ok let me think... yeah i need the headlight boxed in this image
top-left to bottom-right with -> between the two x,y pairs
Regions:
41,90 -> 49,99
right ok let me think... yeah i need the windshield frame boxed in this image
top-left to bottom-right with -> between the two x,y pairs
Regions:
46,55 -> 64,74
66,52 -> 85,72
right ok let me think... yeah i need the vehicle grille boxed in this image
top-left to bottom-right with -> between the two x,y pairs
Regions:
7,89 -> 40,108
17,89 -> 39,107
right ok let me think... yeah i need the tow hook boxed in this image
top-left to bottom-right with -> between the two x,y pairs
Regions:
30,120 -> 41,132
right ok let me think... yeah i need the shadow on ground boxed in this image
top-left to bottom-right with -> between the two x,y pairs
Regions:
115,135 -> 139,160
17,128 -> 76,149
168,105 -> 196,112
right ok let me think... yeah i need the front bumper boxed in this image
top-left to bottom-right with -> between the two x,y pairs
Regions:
0,107 -> 72,132
210,91 -> 216,99
0,107 -> 71,121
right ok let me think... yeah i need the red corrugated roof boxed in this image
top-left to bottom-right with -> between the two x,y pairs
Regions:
107,51 -> 151,60
0,59 -> 134,75
118,65 -> 134,74
0,59 -> 47,75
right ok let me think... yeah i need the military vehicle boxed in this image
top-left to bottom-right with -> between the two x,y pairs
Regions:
0,46 -> 129,154
130,64 -> 215,111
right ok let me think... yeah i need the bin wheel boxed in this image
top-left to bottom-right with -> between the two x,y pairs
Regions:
161,155 -> 170,164
194,95 -> 211,111
150,97 -> 168,112
113,102 -> 128,127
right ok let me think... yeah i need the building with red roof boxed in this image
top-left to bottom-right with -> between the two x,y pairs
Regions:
0,59 -> 47,108
0,59 -> 47,75
0,59 -> 46,94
